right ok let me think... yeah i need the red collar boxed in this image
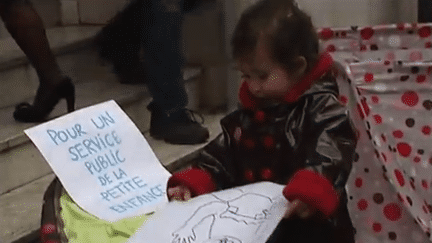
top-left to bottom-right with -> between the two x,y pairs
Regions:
239,52 -> 334,110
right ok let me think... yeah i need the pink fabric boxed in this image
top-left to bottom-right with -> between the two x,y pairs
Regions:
321,23 -> 432,243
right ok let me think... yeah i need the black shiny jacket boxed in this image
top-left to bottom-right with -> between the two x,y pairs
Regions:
199,73 -> 356,190
195,72 -> 357,240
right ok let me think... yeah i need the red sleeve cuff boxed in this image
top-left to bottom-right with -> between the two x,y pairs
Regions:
167,168 -> 216,197
283,169 -> 339,217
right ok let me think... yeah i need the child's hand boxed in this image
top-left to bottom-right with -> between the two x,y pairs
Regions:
167,185 -> 192,201
284,199 -> 317,219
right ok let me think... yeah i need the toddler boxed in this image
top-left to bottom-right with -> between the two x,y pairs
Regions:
167,0 -> 357,242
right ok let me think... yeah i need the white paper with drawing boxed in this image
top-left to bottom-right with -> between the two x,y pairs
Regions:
25,100 -> 171,222
128,182 -> 289,243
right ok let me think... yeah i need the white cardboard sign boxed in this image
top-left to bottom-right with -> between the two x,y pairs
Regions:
127,182 -> 289,243
25,100 -> 171,222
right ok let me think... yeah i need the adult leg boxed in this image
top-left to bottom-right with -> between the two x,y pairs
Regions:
0,0 -> 63,84
142,0 -> 209,144
93,0 -> 200,84
93,0 -> 145,84
142,0 -> 187,111
418,0 -> 432,23
0,0 -> 74,122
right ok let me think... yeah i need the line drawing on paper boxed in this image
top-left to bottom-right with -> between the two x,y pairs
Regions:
171,189 -> 280,243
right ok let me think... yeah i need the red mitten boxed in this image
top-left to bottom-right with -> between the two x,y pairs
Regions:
283,169 -> 339,217
167,168 -> 216,197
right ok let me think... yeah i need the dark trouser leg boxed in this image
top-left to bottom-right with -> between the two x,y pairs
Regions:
95,0 -> 143,68
0,0 -> 63,85
419,0 -> 432,23
141,0 -> 188,112
141,0 -> 209,144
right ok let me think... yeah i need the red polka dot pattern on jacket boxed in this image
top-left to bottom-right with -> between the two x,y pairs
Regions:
243,138 -> 255,149
244,170 -> 254,182
254,110 -> 265,123
262,135 -> 274,149
260,168 -> 273,180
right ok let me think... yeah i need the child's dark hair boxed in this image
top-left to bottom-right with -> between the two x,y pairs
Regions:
231,0 -> 319,73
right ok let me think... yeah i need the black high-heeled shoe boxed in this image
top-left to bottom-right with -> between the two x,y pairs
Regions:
13,77 -> 75,122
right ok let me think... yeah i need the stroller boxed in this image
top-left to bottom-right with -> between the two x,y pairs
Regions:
319,23 -> 432,242
40,23 -> 432,243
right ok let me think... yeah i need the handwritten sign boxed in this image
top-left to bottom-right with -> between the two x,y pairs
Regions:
127,182 -> 289,243
25,100 -> 171,222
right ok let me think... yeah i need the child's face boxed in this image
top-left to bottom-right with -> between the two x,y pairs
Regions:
236,43 -> 303,100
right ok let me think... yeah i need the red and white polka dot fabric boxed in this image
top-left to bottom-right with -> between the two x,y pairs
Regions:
325,23 -> 432,243
319,23 -> 432,63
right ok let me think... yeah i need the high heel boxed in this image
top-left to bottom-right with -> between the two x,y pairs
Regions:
13,77 -> 75,122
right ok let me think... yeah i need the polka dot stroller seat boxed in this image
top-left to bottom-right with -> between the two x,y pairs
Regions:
321,23 -> 432,243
